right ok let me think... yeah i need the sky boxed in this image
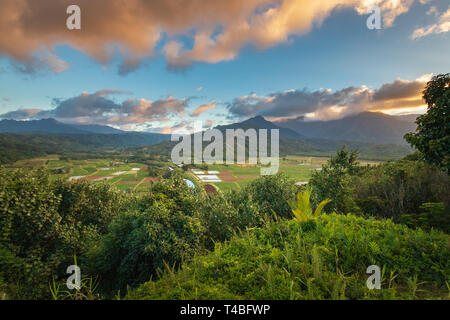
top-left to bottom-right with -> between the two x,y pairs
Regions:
0,0 -> 449,133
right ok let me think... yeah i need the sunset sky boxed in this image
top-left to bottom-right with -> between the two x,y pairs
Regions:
0,0 -> 449,133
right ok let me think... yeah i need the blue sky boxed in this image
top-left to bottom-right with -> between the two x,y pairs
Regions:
0,0 -> 449,132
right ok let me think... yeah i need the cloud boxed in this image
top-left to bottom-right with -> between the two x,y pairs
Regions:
0,108 -> 42,120
159,121 -> 192,134
227,75 -> 430,121
0,0 -> 416,73
204,120 -> 215,128
191,102 -> 217,116
0,89 -> 190,126
411,6 -> 450,39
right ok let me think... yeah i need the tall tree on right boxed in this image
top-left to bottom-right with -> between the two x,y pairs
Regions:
405,73 -> 450,173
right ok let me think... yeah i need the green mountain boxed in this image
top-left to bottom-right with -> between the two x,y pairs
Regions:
138,116 -> 412,161
276,112 -> 418,146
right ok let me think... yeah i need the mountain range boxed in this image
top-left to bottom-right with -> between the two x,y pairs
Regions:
275,112 -> 418,146
0,112 -> 416,163
0,112 -> 418,146
137,113 -> 413,161
0,118 -> 126,135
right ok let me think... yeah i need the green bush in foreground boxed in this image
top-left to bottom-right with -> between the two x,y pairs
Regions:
126,214 -> 450,300
0,168 -> 127,299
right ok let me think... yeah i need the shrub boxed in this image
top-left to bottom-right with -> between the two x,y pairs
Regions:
126,214 -> 450,300
309,147 -> 361,214
198,192 -> 267,249
352,161 -> 449,222
400,203 -> 449,233
241,173 -> 299,219
86,202 -> 204,294
0,168 -> 125,299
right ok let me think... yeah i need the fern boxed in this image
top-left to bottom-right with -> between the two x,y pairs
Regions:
288,189 -> 331,222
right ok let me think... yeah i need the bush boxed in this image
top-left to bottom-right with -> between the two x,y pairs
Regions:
86,202 -> 204,294
400,203 -> 449,233
309,147 -> 361,214
87,173 -> 279,294
86,173 -> 203,294
198,192 -> 267,249
0,168 -> 125,299
241,173 -> 299,219
352,161 -> 449,223
126,214 -> 450,300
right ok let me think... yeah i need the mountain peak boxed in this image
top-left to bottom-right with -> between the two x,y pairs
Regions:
274,112 -> 417,145
251,115 -> 265,121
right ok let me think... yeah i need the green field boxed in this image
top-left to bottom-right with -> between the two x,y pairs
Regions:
7,157 -> 166,193
7,155 -> 382,193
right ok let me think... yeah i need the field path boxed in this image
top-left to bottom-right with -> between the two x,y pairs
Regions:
133,177 -> 147,190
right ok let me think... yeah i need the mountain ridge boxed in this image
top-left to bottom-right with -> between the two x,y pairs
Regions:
275,112 -> 418,146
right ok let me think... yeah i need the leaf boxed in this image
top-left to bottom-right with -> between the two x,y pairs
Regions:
314,199 -> 331,217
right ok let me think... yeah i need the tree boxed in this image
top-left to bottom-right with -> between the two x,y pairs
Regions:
309,146 -> 360,214
405,73 -> 450,173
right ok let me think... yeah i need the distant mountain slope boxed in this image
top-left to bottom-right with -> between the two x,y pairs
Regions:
0,119 -> 172,163
0,118 -> 127,134
0,132 -> 171,164
0,118 -> 87,134
138,116 -> 412,161
0,118 -> 171,146
216,115 -> 303,140
275,112 -> 418,146
70,123 -> 125,134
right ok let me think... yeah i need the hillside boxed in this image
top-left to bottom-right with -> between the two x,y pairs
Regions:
0,118 -> 88,134
137,116 -> 412,161
0,133 -> 170,164
276,112 -> 418,146
0,116 -> 413,164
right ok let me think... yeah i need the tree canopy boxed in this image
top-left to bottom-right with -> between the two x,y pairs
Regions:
405,73 -> 450,173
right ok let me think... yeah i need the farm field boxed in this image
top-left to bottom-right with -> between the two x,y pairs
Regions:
6,155 -> 383,193
189,156 -> 383,192
192,160 -> 318,192
6,156 -> 167,193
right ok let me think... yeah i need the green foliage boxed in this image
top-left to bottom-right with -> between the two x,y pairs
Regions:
310,147 -> 449,232
125,214 -> 450,300
87,173 -> 279,294
241,173 -> 299,219
405,73 -> 450,173
49,256 -> 100,300
0,159 -> 448,301
288,189 -> 331,222
0,167 -> 125,299
196,192 -> 267,249
400,203 -> 449,234
309,146 -> 360,214
86,202 -> 204,294
352,160 -> 449,224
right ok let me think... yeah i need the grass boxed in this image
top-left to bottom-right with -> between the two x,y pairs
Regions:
72,166 -> 88,176
125,214 -> 450,300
